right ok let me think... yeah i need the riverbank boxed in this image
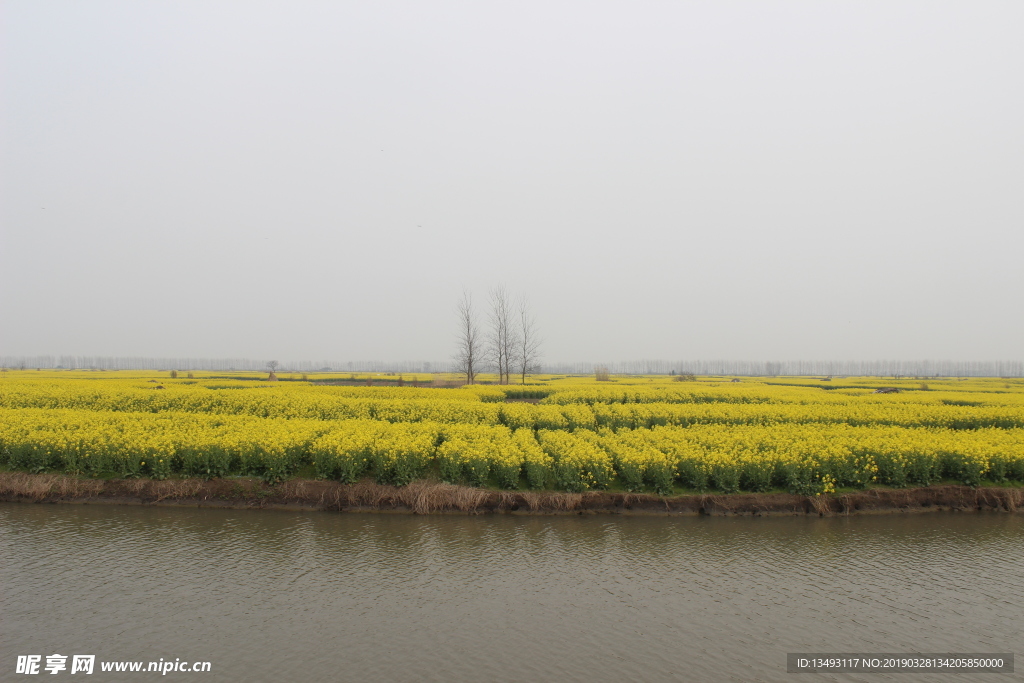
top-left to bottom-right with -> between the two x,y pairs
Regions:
1,472 -> 1021,515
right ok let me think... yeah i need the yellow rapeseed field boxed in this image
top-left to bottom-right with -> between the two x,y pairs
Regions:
0,370 -> 1022,494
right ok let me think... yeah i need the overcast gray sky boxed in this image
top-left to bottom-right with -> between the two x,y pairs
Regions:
2,0 -> 1021,363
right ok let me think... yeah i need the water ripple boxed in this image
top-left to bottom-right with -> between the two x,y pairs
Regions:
1,505 -> 1021,682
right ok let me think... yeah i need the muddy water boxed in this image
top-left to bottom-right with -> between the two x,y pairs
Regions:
1,504 -> 1020,682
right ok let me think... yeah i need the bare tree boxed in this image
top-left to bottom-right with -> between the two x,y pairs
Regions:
516,294 -> 542,384
487,285 -> 518,384
454,290 -> 483,385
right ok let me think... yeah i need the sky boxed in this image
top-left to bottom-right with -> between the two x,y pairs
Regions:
2,0 -> 1022,364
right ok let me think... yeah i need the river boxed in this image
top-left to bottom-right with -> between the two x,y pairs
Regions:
1,504 -> 1020,682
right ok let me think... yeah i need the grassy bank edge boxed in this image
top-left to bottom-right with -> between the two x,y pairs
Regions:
1,472 -> 1022,516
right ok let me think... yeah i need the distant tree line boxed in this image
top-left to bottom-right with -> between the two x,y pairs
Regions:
0,356 -> 457,373
542,359 -> 1024,378
2,356 -> 1021,378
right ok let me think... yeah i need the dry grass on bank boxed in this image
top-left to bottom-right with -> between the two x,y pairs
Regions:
0,472 -> 1021,516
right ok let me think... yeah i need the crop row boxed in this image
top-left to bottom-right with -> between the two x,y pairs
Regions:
3,383 -> 1024,430
2,408 -> 1022,493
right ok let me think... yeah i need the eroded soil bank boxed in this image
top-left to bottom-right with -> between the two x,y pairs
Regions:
1,472 -> 1021,516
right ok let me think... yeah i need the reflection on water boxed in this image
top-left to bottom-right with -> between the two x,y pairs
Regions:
1,504 -> 1021,682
